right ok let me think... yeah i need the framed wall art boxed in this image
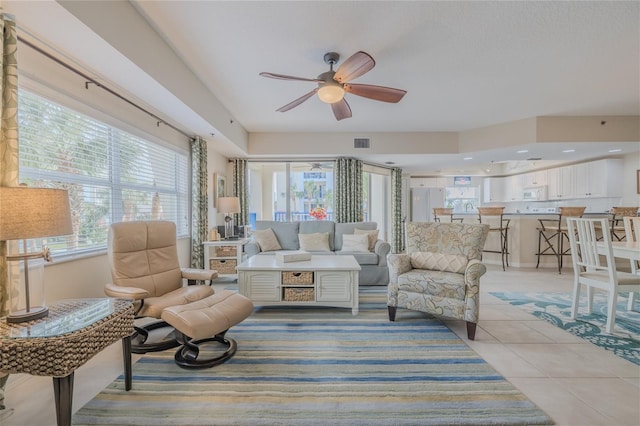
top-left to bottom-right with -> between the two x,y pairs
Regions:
213,173 -> 226,208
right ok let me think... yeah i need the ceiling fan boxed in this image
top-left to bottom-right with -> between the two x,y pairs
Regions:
260,51 -> 407,121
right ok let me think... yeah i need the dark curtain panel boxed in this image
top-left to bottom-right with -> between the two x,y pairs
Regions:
189,136 -> 208,269
335,157 -> 363,223
391,167 -> 404,253
232,158 -> 248,226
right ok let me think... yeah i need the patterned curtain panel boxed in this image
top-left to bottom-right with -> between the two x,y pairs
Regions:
190,136 -> 208,270
0,12 -> 18,415
390,167 -> 404,253
0,15 -> 18,318
231,158 -> 248,226
334,157 -> 363,223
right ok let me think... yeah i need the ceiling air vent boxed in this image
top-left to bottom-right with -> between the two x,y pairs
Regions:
354,138 -> 370,149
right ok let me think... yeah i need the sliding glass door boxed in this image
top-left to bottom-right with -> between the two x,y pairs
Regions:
247,161 -> 334,226
247,160 -> 390,241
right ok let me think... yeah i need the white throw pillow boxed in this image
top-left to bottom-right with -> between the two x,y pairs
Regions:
252,228 -> 282,252
354,228 -> 379,251
410,252 -> 468,274
298,232 -> 331,251
340,234 -> 369,252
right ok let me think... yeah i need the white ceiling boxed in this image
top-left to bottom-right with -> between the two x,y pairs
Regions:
5,1 -> 640,175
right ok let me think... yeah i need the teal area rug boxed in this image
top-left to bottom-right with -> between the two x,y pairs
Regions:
73,293 -> 553,425
491,291 -> 640,365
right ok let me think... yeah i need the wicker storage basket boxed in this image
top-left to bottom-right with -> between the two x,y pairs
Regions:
209,259 -> 237,274
283,287 -> 315,302
215,246 -> 237,257
282,271 -> 313,285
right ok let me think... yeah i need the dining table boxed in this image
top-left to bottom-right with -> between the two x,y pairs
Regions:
603,241 -> 640,261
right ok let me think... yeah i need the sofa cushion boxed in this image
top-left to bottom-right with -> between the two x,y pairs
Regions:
255,221 -> 300,250
354,228 -> 379,251
299,221 -> 335,251
337,251 -> 379,265
340,234 -> 369,252
405,222 -> 488,261
397,269 -> 466,300
299,232 -> 331,252
335,222 -> 377,251
410,252 -> 468,274
252,228 -> 282,252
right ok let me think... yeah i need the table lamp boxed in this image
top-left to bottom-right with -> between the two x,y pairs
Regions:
217,196 -> 240,240
0,187 -> 72,323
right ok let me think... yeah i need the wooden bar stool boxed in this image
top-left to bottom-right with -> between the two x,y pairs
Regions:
433,207 -> 463,223
535,206 -> 585,274
609,207 -> 638,241
477,207 -> 510,271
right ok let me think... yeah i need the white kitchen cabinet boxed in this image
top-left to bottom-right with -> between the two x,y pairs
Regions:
572,159 -> 622,198
547,166 -> 573,200
503,175 -> 524,202
483,177 -> 506,203
522,170 -> 548,187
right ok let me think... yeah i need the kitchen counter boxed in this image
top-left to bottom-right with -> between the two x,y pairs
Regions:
451,211 -> 612,216
440,212 -> 616,271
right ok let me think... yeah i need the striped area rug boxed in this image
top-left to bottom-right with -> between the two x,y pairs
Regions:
73,292 -> 553,425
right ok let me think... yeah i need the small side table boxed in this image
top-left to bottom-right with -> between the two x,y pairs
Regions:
203,238 -> 250,280
0,298 -> 134,426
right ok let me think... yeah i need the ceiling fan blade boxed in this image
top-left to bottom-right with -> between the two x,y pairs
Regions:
344,83 -> 407,103
276,89 -> 318,112
260,72 -> 322,83
331,98 -> 352,121
333,51 -> 375,83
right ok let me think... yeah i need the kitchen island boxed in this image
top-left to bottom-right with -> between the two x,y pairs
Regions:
451,211 -> 613,270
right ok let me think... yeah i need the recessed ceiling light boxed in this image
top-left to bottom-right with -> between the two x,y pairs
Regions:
384,161 -> 395,165
608,149 -> 622,153
463,157 -> 472,160
562,149 -> 575,153
516,150 -> 528,154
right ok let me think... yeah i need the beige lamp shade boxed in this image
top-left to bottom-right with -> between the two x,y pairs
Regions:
0,187 -> 73,241
218,196 -> 241,214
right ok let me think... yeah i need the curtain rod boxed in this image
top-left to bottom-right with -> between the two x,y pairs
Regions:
19,37 -> 193,140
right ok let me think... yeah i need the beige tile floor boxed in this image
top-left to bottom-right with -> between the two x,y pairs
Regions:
1,266 -> 639,426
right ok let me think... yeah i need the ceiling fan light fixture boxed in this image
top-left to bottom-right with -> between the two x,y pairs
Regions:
317,84 -> 345,104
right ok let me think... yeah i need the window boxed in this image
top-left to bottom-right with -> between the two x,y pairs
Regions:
445,186 -> 480,213
18,90 -> 189,257
247,161 -> 334,224
247,161 -> 391,240
362,165 -> 390,240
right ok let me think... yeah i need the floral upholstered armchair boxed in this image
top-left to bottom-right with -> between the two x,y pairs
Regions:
387,222 -> 489,340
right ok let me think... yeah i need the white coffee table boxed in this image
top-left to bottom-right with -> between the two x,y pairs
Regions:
237,254 -> 361,315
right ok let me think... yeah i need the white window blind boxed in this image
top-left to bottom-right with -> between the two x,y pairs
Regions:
18,90 -> 189,256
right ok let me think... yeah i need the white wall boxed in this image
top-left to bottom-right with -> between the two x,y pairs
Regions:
207,148 -> 231,233
622,152 -> 640,205
44,238 -> 192,302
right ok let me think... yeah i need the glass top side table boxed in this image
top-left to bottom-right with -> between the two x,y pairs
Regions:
0,298 -> 134,426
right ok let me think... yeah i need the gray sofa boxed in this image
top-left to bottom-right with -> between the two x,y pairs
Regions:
244,220 -> 390,286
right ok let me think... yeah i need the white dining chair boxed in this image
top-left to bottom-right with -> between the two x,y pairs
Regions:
566,217 -> 640,334
623,216 -> 640,309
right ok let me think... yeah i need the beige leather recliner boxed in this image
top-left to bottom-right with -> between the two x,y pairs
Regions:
105,220 -> 219,353
106,221 -> 254,369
